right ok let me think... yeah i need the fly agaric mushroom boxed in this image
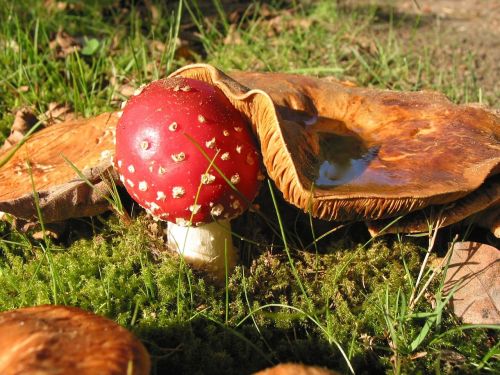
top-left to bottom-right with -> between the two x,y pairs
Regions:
0,305 -> 150,375
115,77 -> 261,278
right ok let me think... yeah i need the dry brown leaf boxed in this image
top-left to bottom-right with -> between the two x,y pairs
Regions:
49,30 -> 81,57
444,241 -> 500,324
0,108 -> 38,152
117,83 -> 137,98
224,24 -> 243,45
44,0 -> 68,12
39,102 -> 75,126
0,39 -> 19,52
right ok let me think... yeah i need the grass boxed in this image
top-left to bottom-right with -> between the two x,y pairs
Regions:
0,0 -> 498,374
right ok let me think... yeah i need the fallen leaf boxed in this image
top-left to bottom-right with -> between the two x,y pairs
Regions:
0,39 -> 19,52
444,241 -> 500,324
0,108 -> 38,152
49,30 -> 81,57
39,102 -> 75,126
117,83 -> 137,98
44,0 -> 67,12
224,24 -> 243,45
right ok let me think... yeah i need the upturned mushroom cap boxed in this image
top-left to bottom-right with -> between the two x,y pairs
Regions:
169,64 -> 500,232
0,305 -> 150,375
0,112 -> 119,223
115,77 -> 261,225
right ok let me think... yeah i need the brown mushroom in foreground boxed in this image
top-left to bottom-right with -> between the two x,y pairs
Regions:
0,304 -> 150,375
253,363 -> 340,375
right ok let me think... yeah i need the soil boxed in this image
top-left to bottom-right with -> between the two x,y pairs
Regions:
341,0 -> 500,106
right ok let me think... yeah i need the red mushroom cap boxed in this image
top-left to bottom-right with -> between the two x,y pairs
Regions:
115,77 -> 262,225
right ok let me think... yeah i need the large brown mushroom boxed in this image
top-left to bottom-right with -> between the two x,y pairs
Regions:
171,64 -> 500,235
0,304 -> 150,375
0,64 -> 498,236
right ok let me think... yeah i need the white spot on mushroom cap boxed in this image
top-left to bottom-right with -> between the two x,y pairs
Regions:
138,181 -> 148,191
156,191 -> 166,201
189,204 -> 201,214
180,85 -> 191,92
176,217 -> 191,226
140,141 -> 150,150
201,173 -> 216,184
234,127 -> 242,132
221,152 -> 230,161
230,174 -> 240,184
223,130 -> 230,136
172,186 -> 185,198
127,179 -> 135,187
236,145 -> 242,154
119,174 -> 125,183
117,111 -> 123,118
168,122 -> 178,131
205,137 -> 216,149
171,152 -> 186,162
121,100 -> 127,109
117,160 -> 123,168
198,114 -> 206,123
231,200 -> 241,210
149,202 -> 160,212
100,150 -> 112,160
158,166 -> 166,175
128,165 -> 135,173
173,85 -> 180,92
210,204 -> 224,216
246,153 -> 255,165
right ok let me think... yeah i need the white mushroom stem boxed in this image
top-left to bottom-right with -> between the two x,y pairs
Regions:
166,219 -> 237,280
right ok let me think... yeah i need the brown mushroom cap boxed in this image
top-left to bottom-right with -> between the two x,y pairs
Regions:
253,363 -> 340,375
170,64 -> 500,226
0,112 -> 118,222
0,305 -> 150,375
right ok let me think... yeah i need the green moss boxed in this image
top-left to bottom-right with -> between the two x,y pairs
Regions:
0,216 -> 496,374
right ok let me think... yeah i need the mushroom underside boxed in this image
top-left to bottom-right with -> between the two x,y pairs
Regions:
0,64 -> 498,234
